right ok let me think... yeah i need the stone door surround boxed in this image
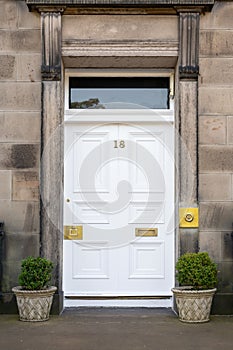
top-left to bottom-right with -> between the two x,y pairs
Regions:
25,0 -> 213,313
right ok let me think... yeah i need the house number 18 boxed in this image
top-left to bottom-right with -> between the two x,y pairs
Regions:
114,140 -> 125,148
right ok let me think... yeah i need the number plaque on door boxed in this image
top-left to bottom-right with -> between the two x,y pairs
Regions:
114,140 -> 125,148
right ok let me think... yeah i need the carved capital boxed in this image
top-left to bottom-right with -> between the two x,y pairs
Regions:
179,12 -> 200,79
38,6 -> 65,13
41,11 -> 63,81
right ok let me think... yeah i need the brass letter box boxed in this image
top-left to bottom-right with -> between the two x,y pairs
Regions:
135,228 -> 158,237
64,225 -> 83,240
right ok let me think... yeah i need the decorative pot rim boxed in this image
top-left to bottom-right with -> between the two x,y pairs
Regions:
172,287 -> 217,294
12,286 -> 57,295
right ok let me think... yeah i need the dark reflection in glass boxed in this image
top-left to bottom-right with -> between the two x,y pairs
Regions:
69,77 -> 170,109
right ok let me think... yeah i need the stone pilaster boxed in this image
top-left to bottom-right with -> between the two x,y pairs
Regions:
39,8 -> 64,313
178,11 -> 200,254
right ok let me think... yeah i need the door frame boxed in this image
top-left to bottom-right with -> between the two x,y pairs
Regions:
62,69 -> 177,305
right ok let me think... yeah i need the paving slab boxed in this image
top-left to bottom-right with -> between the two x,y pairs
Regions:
0,308 -> 233,350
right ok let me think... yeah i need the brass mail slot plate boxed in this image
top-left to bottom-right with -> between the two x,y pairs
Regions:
135,228 -> 158,237
64,225 -> 83,240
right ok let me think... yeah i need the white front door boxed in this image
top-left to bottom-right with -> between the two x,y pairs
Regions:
63,119 -> 174,297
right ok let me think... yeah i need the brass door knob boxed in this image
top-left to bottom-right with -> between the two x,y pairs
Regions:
185,213 -> 194,222
66,198 -> 70,203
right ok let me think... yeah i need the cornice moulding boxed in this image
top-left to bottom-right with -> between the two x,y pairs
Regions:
25,0 -> 214,13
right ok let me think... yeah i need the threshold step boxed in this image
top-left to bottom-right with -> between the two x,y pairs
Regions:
64,296 -> 173,308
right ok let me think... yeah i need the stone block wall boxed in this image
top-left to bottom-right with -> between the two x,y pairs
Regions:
0,0 -> 41,300
199,1 -> 233,311
0,0 -> 233,314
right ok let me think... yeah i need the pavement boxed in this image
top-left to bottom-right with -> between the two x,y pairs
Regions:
0,308 -> 233,350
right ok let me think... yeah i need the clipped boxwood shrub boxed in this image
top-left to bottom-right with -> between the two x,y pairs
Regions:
19,256 -> 54,290
176,252 -> 218,290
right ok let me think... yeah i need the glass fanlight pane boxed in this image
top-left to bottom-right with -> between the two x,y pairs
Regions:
69,77 -> 170,109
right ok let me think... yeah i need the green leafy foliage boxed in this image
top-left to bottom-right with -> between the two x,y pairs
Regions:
18,256 -> 54,290
176,252 -> 218,290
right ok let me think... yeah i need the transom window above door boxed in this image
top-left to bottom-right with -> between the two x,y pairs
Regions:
69,77 -> 170,109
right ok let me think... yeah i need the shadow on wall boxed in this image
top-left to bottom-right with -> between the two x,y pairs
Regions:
0,222 -> 4,293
